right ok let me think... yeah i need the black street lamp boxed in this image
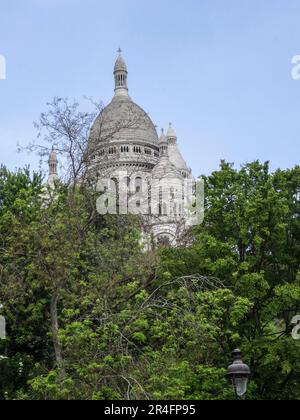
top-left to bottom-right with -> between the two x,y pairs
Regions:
227,349 -> 251,398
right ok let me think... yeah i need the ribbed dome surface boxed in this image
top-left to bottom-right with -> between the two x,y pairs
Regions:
89,95 -> 158,147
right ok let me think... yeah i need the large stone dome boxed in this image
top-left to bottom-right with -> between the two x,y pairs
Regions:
88,51 -> 159,172
90,95 -> 158,148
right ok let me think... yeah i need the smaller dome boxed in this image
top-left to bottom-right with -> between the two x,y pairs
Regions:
165,124 -> 190,174
166,123 -> 177,139
114,51 -> 127,73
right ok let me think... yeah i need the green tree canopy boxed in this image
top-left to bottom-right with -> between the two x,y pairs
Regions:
0,162 -> 300,400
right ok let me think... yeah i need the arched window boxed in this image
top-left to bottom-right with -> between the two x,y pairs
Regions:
109,147 -> 117,154
117,75 -> 123,87
135,177 -> 142,193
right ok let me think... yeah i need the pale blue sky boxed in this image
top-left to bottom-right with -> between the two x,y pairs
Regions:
0,0 -> 300,177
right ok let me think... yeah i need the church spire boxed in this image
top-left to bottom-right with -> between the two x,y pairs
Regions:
158,128 -> 168,157
114,48 -> 129,97
48,146 -> 58,176
47,146 -> 58,188
166,123 -> 177,144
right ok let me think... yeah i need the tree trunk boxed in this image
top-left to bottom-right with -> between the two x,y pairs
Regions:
50,292 -> 64,368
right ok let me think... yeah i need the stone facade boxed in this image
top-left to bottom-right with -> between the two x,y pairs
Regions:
48,51 -> 193,245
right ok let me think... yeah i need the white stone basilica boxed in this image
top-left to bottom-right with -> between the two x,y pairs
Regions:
48,51 -> 193,245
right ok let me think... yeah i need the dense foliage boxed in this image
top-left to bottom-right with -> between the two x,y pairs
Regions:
0,161 -> 299,400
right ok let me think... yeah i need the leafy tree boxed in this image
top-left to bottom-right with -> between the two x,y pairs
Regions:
0,166 -> 44,399
1,161 -> 300,400
160,161 -> 300,399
